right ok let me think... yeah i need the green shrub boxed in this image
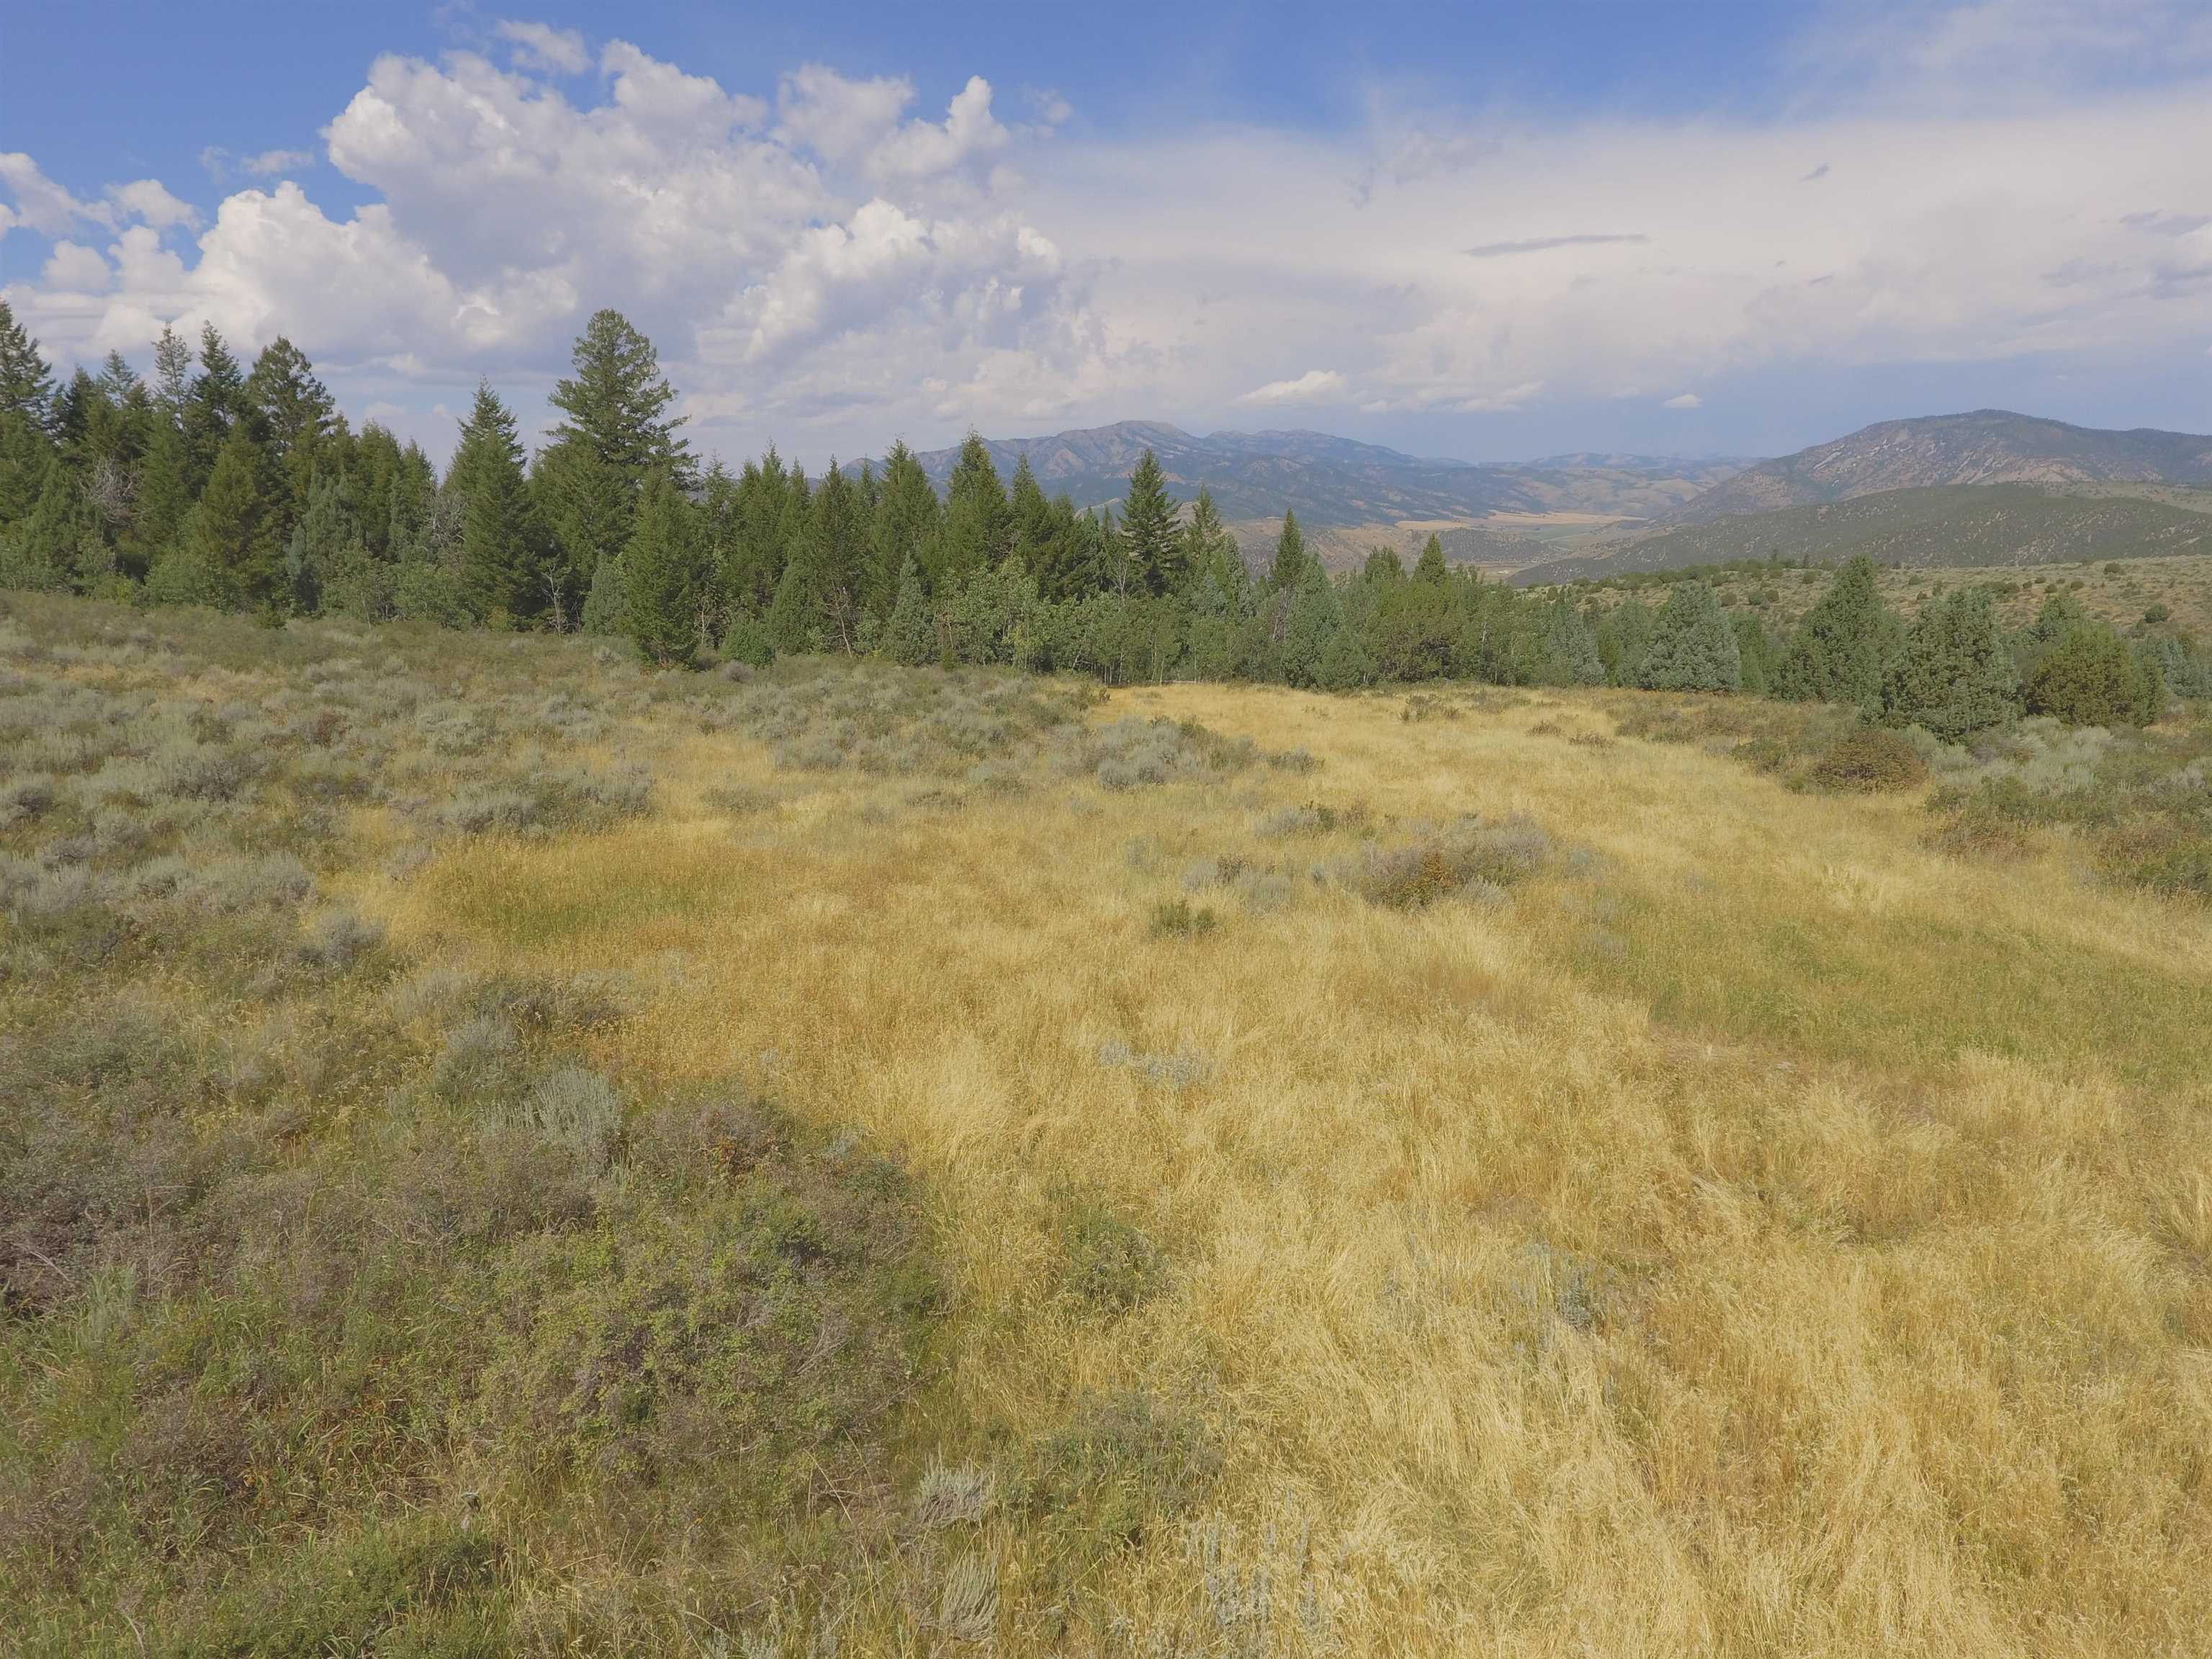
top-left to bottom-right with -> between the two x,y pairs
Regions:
2022,624 -> 2162,727
2094,819 -> 2212,901
1805,728 -> 1929,793
1056,1197 -> 1167,1313
1017,1390 -> 1220,1550
1637,580 -> 1741,692
1879,587 -> 2019,741
1148,898 -> 1218,938
1354,814 -> 1552,908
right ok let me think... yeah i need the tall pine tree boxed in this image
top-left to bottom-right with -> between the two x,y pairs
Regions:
1267,511 -> 1308,591
448,382 -> 540,625
1120,449 -> 1184,596
938,433 -> 1010,586
621,472 -> 705,667
169,426 -> 282,613
871,441 -> 943,616
549,309 -> 691,492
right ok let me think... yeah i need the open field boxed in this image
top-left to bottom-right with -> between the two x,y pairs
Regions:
4,592 -> 2211,1655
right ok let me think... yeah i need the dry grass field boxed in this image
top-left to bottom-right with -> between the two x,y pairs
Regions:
5,591 -> 2211,1655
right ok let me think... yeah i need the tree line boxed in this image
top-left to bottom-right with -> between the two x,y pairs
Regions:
0,300 -> 2199,732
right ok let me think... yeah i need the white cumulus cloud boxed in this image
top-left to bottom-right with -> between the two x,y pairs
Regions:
5,6 -> 2212,464
496,19 -> 590,76
107,179 -> 198,230
1237,369 -> 1349,406
1664,392 -> 1703,409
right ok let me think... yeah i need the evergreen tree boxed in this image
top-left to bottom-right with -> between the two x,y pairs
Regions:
797,461 -> 868,650
883,554 -> 938,665
0,462 -> 94,590
1413,534 -> 1448,584
534,438 -> 630,629
721,608 -> 775,667
1773,556 -> 1900,709
151,325 -> 194,423
184,324 -> 248,486
245,337 -> 336,529
447,382 -> 539,624
0,300 -> 54,428
719,446 -> 792,614
1315,607 -> 1377,690
287,474 -> 358,617
1638,580 -> 1740,691
174,426 -> 282,612
2022,619 -> 2162,727
2014,588 -> 2090,680
1597,595 -> 1657,687
1040,502 -> 1112,601
0,302 -> 58,536
1120,449 -> 1184,596
549,309 -> 691,492
131,419 -> 195,567
0,407 -> 52,534
765,552 -> 815,655
621,473 -> 704,667
1280,556 -> 1344,686
1179,487 -> 1246,606
1532,595 -> 1604,685
1007,453 -> 1057,576
1879,587 -> 2019,740
871,441 -> 943,613
245,337 -> 334,459
1733,611 -> 1779,695
1363,547 -> 1406,584
1267,511 -> 1308,591
580,549 -> 627,635
938,433 -> 1010,585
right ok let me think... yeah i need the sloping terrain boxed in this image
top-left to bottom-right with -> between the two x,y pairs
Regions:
1515,483 -> 2212,584
1672,410 -> 2212,523
903,421 -> 1743,528
7,592 -> 2212,1655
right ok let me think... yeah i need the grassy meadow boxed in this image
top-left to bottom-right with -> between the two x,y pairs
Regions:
4,590 -> 2211,1655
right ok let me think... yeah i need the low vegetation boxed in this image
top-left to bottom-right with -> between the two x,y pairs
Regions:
5,588 -> 2209,1655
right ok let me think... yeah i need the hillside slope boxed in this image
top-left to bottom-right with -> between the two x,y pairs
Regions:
1672,410 -> 2212,523
899,421 -> 1744,526
1514,483 -> 2212,583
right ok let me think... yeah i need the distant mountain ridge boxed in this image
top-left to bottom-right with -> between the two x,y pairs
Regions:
1670,410 -> 2212,524
891,421 -> 1744,531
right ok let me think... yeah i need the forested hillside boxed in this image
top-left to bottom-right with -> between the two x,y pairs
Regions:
1514,484 -> 2212,583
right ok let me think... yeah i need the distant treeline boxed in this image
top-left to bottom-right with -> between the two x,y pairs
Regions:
0,302 -> 2203,734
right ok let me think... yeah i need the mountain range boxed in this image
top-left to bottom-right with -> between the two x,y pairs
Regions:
899,422 -> 1746,539
1665,410 -> 2212,524
889,409 -> 2212,577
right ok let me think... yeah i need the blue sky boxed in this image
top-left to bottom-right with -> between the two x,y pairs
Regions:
4,0 -> 2211,469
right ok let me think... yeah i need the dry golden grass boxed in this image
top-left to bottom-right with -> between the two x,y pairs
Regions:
361,676 -> 2212,1655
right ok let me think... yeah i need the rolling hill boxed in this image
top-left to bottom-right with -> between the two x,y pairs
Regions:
1670,410 -> 2212,524
897,421 -> 1745,530
1509,483 -> 2212,585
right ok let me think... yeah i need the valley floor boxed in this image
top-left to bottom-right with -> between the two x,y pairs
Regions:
4,595 -> 2209,1655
